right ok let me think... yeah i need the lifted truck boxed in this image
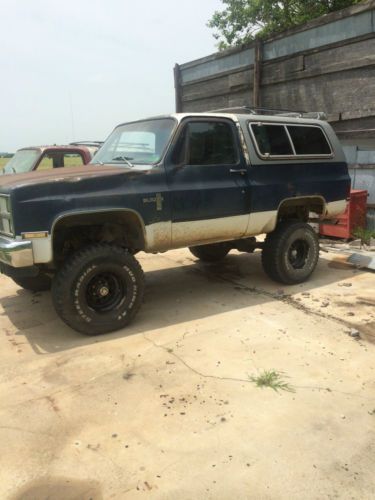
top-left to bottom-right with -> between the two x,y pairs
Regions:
0,109 -> 351,335
1,144 -> 100,175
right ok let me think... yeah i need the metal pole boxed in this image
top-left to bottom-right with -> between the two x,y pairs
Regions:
253,40 -> 263,108
174,64 -> 182,112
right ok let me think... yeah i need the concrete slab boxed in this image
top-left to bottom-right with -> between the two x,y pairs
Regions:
0,249 -> 374,499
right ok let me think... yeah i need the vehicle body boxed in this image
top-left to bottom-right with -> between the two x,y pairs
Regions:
69,141 -> 104,149
1,144 -> 99,175
0,110 -> 351,335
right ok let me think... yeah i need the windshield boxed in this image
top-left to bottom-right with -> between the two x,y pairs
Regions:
2,149 -> 40,174
91,118 -> 176,166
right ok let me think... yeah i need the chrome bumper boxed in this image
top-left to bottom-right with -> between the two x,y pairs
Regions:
0,235 -> 33,267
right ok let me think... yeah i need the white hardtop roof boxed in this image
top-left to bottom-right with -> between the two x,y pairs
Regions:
117,111 -> 328,127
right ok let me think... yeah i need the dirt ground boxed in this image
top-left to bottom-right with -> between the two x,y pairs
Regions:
0,248 -> 374,500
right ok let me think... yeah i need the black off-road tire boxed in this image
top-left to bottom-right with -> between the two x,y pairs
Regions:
261,221 -> 319,285
51,244 -> 144,335
12,273 -> 51,292
189,243 -> 230,263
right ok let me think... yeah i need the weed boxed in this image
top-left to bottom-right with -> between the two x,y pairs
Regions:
249,370 -> 295,393
352,227 -> 375,245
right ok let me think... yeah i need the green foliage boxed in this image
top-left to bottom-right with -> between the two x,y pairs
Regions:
249,370 -> 295,393
0,158 -> 9,168
352,227 -> 375,245
208,0 -> 362,50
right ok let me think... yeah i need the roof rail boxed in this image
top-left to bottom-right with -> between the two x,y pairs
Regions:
69,141 -> 104,147
207,106 -> 327,120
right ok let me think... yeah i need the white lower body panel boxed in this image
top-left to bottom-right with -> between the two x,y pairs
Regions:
325,200 -> 347,218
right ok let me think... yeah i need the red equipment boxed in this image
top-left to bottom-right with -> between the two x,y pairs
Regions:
319,189 -> 368,239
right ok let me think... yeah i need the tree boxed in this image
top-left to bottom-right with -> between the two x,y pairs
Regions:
208,0 -> 362,50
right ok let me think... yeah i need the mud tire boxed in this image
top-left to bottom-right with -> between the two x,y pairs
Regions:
52,244 -> 144,335
262,222 -> 319,285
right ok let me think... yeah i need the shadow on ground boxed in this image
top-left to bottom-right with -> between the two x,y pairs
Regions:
0,251 -> 371,354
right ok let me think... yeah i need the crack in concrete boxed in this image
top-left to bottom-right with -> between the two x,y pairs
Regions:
143,335 -> 375,403
143,333 -> 253,385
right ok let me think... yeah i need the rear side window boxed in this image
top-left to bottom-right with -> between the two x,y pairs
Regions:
249,122 -> 332,158
288,126 -> 331,155
64,153 -> 85,168
251,124 -> 293,156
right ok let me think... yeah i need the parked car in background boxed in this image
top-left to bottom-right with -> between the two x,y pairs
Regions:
70,141 -> 104,148
1,144 -> 100,175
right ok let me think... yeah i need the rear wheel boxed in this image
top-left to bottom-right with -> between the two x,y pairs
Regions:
12,273 -> 51,292
189,243 -> 230,263
261,221 -> 319,284
52,244 -> 144,335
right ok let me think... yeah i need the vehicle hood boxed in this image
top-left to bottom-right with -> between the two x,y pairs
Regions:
0,162 -> 160,236
0,164 -> 128,190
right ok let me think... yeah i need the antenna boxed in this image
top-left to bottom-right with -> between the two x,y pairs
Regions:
69,91 -> 76,141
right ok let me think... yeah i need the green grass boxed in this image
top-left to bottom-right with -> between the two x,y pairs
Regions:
352,227 -> 375,245
249,370 -> 295,393
0,158 -> 9,168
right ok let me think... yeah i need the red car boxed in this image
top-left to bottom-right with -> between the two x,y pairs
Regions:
1,143 -> 101,175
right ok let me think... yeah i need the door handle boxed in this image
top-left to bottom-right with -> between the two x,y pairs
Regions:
230,168 -> 247,175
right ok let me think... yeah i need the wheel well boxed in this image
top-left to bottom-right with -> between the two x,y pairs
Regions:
277,197 -> 326,222
52,211 -> 146,264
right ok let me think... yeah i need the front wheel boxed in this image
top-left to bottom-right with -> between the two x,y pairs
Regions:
261,221 -> 319,285
52,244 -> 144,335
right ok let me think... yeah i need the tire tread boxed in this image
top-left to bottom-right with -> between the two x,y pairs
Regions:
261,221 -> 319,284
52,243 -> 144,335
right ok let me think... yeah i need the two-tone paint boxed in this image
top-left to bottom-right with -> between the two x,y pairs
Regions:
0,112 -> 351,269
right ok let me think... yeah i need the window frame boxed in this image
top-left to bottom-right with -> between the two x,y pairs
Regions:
92,117 -> 178,167
248,121 -> 334,161
34,149 -> 86,170
175,118 -> 241,167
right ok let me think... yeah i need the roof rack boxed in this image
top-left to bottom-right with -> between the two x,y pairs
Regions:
69,141 -> 104,147
207,106 -> 327,120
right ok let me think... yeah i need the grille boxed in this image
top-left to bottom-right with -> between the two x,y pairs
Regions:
0,195 -> 14,236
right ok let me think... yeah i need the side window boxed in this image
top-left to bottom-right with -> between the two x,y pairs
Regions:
37,153 -> 62,170
250,124 -> 293,156
184,121 -> 238,166
37,152 -> 85,170
250,122 -> 333,158
37,155 -> 54,170
64,153 -> 85,167
287,126 -> 332,155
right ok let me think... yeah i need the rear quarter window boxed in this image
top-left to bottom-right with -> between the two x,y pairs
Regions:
249,122 -> 332,159
287,126 -> 332,155
251,124 -> 293,156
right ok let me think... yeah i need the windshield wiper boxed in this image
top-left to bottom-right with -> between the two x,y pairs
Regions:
111,156 -> 134,168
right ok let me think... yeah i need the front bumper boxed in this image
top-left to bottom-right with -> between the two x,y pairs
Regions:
0,235 -> 33,267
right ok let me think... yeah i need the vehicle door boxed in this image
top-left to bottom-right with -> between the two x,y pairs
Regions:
164,117 -> 250,247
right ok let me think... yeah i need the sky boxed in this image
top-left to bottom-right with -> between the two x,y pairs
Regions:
0,0 -> 223,152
